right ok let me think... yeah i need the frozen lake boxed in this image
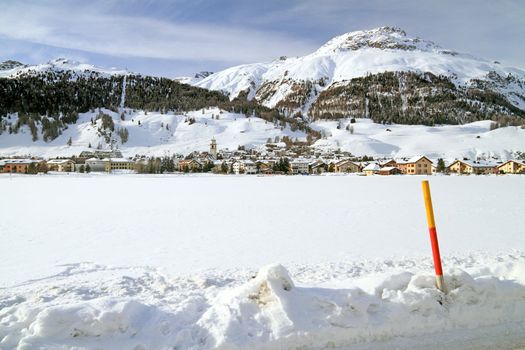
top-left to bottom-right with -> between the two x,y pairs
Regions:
1,173 -> 524,286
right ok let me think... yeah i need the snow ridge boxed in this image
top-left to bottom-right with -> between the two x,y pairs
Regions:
0,58 -> 129,79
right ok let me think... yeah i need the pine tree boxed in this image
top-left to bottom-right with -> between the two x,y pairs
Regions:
437,158 -> 446,173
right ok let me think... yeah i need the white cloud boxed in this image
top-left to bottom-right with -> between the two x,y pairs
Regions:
0,1 -> 317,63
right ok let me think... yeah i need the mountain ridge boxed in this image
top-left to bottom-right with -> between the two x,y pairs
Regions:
193,27 -> 525,124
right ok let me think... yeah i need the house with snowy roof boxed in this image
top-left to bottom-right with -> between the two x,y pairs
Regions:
290,159 -> 310,174
0,159 -> 43,173
497,160 -> 525,174
104,158 -> 135,172
363,163 -> 381,176
309,160 -> 327,174
334,159 -> 361,173
396,156 -> 433,175
47,159 -> 75,172
178,159 -> 203,172
378,166 -> 401,175
448,160 -> 497,175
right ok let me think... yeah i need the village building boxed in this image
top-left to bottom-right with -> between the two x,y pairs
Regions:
47,159 -> 76,172
232,161 -> 244,174
178,159 -> 203,172
396,156 -> 433,175
309,160 -> 327,174
363,163 -> 381,176
79,150 -> 123,159
378,166 -> 402,175
379,159 -> 397,168
104,158 -> 135,172
448,160 -> 497,175
244,160 -> 257,174
334,159 -> 361,173
256,160 -> 274,174
497,160 -> 525,174
85,158 -> 109,172
290,159 -> 310,174
0,159 -> 43,173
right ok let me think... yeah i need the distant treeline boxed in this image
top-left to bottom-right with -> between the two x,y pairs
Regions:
0,70 -> 320,142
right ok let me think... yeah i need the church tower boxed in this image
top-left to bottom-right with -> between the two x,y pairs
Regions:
210,137 -> 217,158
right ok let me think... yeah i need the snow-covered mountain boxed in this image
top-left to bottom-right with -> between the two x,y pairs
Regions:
194,27 -> 525,123
0,58 -> 129,78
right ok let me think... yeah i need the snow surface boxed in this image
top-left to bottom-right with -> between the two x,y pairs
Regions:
311,118 -> 525,160
1,175 -> 525,349
1,110 -> 524,160
0,58 -> 128,79
0,108 -> 305,158
195,27 -> 525,112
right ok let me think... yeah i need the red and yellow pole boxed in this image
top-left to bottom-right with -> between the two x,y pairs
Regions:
422,180 -> 446,293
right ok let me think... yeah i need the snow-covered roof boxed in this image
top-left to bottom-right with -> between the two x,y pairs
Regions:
47,159 -> 74,164
108,158 -> 133,163
396,156 -> 431,164
452,159 -> 498,168
0,159 -> 40,165
363,163 -> 381,171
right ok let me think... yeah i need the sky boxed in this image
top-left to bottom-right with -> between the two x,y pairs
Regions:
1,0 -> 524,78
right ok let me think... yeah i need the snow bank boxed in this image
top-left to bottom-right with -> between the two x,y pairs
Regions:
2,255 -> 525,349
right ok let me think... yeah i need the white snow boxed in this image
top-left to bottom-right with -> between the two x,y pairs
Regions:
195,27 -> 525,112
1,175 -> 525,348
0,58 -> 129,79
0,108 -> 305,158
311,118 -> 525,160
1,111 -> 524,160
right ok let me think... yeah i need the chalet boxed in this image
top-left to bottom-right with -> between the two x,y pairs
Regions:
309,160 -> 327,174
178,159 -> 203,172
363,163 -> 380,176
497,160 -> 525,174
334,159 -> 361,173
447,160 -> 496,175
379,159 -> 397,168
47,159 -> 75,172
378,166 -> 401,175
396,156 -> 433,175
104,158 -> 135,172
256,160 -> 274,174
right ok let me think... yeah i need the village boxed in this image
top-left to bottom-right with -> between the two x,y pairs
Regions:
0,138 -> 524,176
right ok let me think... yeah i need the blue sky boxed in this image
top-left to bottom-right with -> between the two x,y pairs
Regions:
1,0 -> 523,77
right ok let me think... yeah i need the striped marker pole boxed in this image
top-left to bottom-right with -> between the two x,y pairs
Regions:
422,180 -> 446,293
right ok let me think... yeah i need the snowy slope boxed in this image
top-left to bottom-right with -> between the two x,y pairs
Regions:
0,108 -> 305,157
1,175 -> 525,349
311,118 -> 525,160
1,112 -> 523,159
195,27 -> 525,113
0,58 -> 129,78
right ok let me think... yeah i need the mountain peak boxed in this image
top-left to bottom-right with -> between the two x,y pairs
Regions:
0,60 -> 26,71
315,26 -> 445,55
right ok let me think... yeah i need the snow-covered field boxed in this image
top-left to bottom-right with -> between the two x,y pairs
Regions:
0,108 -> 305,158
1,107 -> 525,160
1,174 -> 525,349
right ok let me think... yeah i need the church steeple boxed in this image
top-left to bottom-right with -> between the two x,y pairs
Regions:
210,137 -> 217,158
